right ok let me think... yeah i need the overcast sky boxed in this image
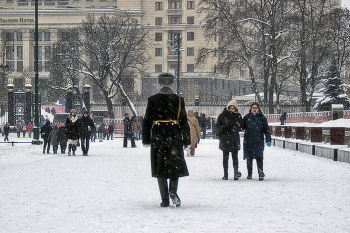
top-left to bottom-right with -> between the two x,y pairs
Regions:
342,0 -> 350,9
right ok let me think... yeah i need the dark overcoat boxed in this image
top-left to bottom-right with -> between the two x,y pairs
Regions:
124,117 -> 133,135
242,110 -> 271,160
142,87 -> 191,178
49,125 -> 59,146
216,108 -> 242,152
65,116 -> 80,140
78,115 -> 94,138
41,121 -> 52,139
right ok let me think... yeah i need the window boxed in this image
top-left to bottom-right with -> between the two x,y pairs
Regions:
44,32 -> 50,41
170,1 -> 180,9
187,47 -> 194,56
155,65 -> 162,73
170,17 -> 180,24
6,0 -> 14,2
38,46 -> 42,60
187,64 -> 194,72
155,48 -> 162,56
187,32 -> 194,40
170,49 -> 178,55
6,61 -> 15,72
38,32 -> 42,41
155,33 -> 162,41
155,2 -> 162,10
45,61 -> 51,72
187,1 -> 194,9
6,33 -> 14,41
17,61 -> 23,72
155,17 -> 162,25
187,17 -> 194,24
44,46 -> 51,60
17,46 -> 23,60
6,46 -> 14,60
17,32 -> 22,41
38,61 -> 42,72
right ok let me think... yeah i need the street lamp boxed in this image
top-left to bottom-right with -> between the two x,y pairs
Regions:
170,33 -> 184,95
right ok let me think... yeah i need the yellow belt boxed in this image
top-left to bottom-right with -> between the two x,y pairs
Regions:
154,120 -> 178,125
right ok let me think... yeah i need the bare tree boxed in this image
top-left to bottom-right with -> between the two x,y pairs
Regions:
51,14 -> 149,118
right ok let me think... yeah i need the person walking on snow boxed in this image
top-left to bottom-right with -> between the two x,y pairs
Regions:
142,72 -> 191,207
187,109 -> 200,157
242,103 -> 271,181
123,113 -> 136,148
65,109 -> 80,156
3,122 -> 10,141
78,111 -> 94,156
41,119 -> 52,154
49,124 -> 59,154
216,99 -> 243,180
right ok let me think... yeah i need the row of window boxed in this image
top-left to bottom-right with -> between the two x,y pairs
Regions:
155,64 -> 194,73
155,16 -> 194,25
4,32 -> 51,41
155,47 -> 194,56
155,32 -> 194,41
155,1 -> 195,10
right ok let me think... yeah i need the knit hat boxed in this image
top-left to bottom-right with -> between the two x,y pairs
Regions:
226,99 -> 239,112
158,72 -> 175,85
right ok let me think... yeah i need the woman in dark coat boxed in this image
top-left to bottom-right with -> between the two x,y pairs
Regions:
143,72 -> 191,207
49,124 -> 59,154
41,119 -> 52,154
242,103 -> 271,181
65,109 -> 80,156
58,123 -> 68,154
216,99 -> 243,180
3,122 -> 10,141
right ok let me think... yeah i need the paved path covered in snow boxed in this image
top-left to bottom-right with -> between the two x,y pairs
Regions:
1,135 -> 350,232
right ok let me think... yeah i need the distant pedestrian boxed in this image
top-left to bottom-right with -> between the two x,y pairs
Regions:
280,112 -> 287,125
133,117 -> 142,140
242,103 -> 271,181
16,123 -> 22,138
216,99 -> 242,180
41,119 -> 52,154
142,72 -> 191,207
123,113 -> 136,148
58,123 -> 68,154
22,124 -> 27,137
98,123 -> 105,142
78,111 -> 94,156
27,122 -> 33,138
3,122 -> 10,141
199,113 -> 207,139
49,124 -> 59,154
107,123 -> 114,140
90,123 -> 97,142
65,109 -> 79,156
187,109 -> 200,156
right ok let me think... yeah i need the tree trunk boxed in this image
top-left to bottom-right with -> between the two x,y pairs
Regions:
103,90 -> 115,119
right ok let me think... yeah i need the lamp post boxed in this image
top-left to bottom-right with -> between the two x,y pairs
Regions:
170,33 -> 183,95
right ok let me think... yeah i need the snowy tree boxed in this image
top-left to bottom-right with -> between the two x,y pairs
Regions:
51,14 -> 149,118
313,57 -> 350,111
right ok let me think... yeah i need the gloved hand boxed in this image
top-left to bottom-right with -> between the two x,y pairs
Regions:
266,142 -> 271,147
143,144 -> 151,147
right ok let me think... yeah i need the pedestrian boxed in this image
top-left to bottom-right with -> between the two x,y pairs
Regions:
41,119 -> 52,154
90,123 -> 97,142
27,122 -> 33,138
104,123 -> 108,140
212,117 -> 217,139
65,109 -> 80,156
49,124 -> 59,154
200,113 -> 207,139
216,99 -> 243,180
142,72 -> 191,207
22,124 -> 27,137
108,123 -> 114,140
78,111 -> 94,156
16,122 -> 22,138
242,103 -> 271,181
280,112 -> 287,125
194,112 -> 200,144
3,122 -> 10,141
186,109 -> 200,157
58,123 -> 68,154
133,116 -> 142,140
98,123 -> 105,142
123,113 -> 136,148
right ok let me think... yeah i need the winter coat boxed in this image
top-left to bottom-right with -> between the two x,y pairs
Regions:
280,112 -> 287,121
16,124 -> 22,133
216,100 -> 243,152
4,124 -> 10,136
108,124 -> 114,134
41,121 -> 52,139
187,109 -> 201,149
78,115 -> 94,138
124,117 -> 133,135
133,118 -> 142,133
65,115 -> 80,140
97,124 -> 105,134
58,125 -> 68,142
143,87 -> 191,178
242,109 -> 271,160
49,125 -> 59,146
27,123 -> 33,132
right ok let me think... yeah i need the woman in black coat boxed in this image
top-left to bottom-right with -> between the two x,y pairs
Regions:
65,109 -> 80,156
242,103 -> 271,181
216,99 -> 243,180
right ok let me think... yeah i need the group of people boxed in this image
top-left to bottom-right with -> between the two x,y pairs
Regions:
142,72 -> 271,208
41,109 -> 95,156
1,121 -> 34,141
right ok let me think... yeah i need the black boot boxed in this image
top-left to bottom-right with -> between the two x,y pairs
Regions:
169,178 -> 181,207
257,158 -> 264,181
68,144 -> 72,156
247,158 -> 253,179
157,178 -> 169,207
72,145 -> 76,156
223,152 -> 229,180
233,152 -> 241,180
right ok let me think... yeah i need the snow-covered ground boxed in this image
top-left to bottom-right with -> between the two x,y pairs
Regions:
1,133 -> 350,233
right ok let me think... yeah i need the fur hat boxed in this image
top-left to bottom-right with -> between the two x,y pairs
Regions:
158,72 -> 175,85
226,99 -> 239,112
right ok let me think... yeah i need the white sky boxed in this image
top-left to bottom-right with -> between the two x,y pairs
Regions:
342,0 -> 350,9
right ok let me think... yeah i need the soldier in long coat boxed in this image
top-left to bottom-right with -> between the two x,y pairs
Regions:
142,72 -> 191,207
